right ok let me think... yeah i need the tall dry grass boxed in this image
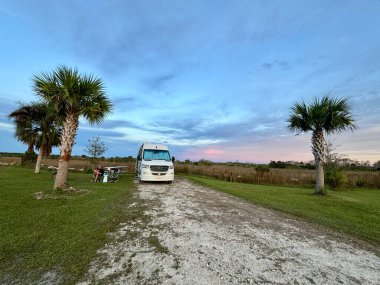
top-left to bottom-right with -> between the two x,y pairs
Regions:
175,163 -> 380,188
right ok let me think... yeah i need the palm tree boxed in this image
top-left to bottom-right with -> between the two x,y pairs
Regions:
9,103 -> 38,153
9,102 -> 62,173
32,102 -> 62,173
288,95 -> 357,195
33,66 -> 112,189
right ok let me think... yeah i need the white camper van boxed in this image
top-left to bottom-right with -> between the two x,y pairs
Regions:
135,143 -> 175,182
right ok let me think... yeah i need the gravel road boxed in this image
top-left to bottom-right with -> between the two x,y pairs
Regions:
79,178 -> 380,284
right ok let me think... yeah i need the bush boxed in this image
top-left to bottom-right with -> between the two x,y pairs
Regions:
21,151 -> 37,167
255,165 -> 270,174
83,165 -> 94,174
326,167 -> 348,189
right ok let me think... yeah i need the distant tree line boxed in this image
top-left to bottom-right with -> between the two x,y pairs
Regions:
0,152 -> 24,157
2,151 -> 378,171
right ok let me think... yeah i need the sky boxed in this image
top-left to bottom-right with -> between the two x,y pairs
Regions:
0,0 -> 379,163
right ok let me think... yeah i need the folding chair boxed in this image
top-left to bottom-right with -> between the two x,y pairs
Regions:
92,170 -> 104,182
108,168 -> 120,182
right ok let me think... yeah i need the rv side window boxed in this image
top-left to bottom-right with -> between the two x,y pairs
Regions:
143,150 -> 171,161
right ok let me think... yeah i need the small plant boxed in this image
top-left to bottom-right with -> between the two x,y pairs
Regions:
148,236 -> 169,254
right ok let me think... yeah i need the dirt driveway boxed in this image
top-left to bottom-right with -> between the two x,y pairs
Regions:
79,178 -> 380,284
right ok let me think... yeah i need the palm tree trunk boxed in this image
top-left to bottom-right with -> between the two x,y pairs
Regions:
54,112 -> 79,190
312,129 -> 326,195
27,143 -> 34,153
315,162 -> 325,194
35,150 -> 43,174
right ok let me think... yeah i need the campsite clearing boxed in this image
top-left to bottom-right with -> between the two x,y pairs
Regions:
80,178 -> 380,284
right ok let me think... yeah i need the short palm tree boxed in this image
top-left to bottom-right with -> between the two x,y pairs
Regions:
32,102 -> 62,173
9,102 -> 62,173
33,66 -> 112,189
288,95 -> 357,194
9,104 -> 38,153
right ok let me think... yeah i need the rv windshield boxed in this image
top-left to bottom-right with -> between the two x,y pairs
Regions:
143,149 -> 171,161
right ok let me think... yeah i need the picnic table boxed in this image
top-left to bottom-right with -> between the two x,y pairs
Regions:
102,166 -> 128,183
48,166 -> 58,175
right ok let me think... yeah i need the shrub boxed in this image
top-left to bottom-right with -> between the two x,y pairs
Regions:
21,150 -> 37,167
326,167 -> 348,189
83,165 -> 94,174
255,165 -> 270,174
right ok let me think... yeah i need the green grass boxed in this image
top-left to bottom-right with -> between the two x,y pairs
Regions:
0,166 -> 140,284
148,236 -> 169,254
187,175 -> 380,246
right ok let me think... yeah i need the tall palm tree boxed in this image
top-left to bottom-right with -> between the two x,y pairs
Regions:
288,95 -> 356,195
9,102 -> 62,173
33,66 -> 112,189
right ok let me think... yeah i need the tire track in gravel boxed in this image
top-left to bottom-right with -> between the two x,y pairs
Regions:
79,178 -> 380,284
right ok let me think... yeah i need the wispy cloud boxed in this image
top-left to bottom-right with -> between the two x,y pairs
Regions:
143,72 -> 176,91
0,121 -> 14,132
0,6 -> 19,17
259,60 -> 291,71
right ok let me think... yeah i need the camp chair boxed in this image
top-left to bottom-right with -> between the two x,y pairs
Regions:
48,166 -> 58,175
48,166 -> 58,180
108,168 -> 120,182
92,170 -> 104,182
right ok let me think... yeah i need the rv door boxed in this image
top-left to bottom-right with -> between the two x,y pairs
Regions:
136,146 -> 143,177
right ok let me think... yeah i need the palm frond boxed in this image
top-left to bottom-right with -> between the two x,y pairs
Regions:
287,100 -> 312,133
288,95 -> 357,135
9,101 -> 62,154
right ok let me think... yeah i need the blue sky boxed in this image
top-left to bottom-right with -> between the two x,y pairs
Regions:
0,0 -> 379,163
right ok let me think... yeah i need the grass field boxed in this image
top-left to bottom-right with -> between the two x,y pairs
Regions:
187,175 -> 380,246
0,166 -> 139,284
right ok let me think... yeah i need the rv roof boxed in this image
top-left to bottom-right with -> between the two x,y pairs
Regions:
142,143 -> 169,150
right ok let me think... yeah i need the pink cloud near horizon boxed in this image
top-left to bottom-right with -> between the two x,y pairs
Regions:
176,130 -> 379,164
177,135 -> 315,163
